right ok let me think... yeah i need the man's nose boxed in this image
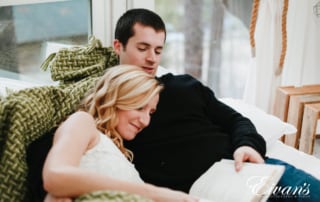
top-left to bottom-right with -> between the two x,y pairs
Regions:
146,50 -> 156,62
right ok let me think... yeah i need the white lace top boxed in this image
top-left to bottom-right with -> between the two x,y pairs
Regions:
79,132 -> 143,184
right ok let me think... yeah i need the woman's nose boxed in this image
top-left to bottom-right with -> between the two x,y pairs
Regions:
139,112 -> 150,127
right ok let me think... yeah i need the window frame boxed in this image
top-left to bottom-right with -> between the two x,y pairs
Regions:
91,0 -> 154,46
0,0 -> 154,83
0,0 -> 154,47
0,0 -> 68,6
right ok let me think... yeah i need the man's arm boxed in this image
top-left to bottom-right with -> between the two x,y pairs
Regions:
199,82 -> 266,160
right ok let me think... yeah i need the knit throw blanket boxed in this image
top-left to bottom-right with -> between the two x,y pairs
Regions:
0,37 -> 126,201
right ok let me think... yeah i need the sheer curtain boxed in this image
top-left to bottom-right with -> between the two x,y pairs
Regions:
155,0 -> 253,99
244,0 -> 320,113
281,0 -> 320,86
243,0 -> 283,113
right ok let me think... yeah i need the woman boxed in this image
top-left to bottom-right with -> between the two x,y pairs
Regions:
42,65 -> 199,202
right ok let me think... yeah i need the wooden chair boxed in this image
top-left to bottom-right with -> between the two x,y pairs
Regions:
272,84 -> 320,144
284,94 -> 320,148
299,103 -> 320,154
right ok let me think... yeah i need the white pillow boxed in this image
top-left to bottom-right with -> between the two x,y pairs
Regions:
0,77 -> 45,97
220,98 -> 297,149
156,65 -> 178,77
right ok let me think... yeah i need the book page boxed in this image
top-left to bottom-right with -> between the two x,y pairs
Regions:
189,159 -> 285,202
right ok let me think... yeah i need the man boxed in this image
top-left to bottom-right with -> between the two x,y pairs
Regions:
114,7 -> 265,190
114,8 -> 320,201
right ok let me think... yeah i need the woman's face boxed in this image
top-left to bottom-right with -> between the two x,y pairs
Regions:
116,94 -> 159,140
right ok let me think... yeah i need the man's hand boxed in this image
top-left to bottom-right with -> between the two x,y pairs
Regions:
233,146 -> 264,172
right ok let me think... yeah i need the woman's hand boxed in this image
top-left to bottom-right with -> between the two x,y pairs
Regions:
233,146 -> 265,172
44,193 -> 72,202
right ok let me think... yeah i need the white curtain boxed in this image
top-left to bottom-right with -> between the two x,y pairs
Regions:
281,0 -> 320,86
243,0 -> 283,113
243,0 -> 320,113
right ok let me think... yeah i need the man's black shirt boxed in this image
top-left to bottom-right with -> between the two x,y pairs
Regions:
125,73 -> 266,192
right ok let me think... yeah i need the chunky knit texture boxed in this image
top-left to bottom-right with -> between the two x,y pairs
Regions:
75,190 -> 153,202
0,37 -> 150,202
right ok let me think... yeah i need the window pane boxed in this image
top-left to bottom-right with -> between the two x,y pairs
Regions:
0,0 -> 91,84
155,0 -> 252,98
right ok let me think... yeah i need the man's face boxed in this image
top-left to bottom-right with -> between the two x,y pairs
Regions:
114,23 -> 165,76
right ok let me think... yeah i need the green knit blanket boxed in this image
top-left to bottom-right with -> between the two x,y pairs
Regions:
0,79 -> 96,201
0,37 -> 151,201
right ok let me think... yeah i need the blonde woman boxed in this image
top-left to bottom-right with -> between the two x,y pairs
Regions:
42,65 -> 199,202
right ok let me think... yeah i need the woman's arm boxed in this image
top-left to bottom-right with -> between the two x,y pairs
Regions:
43,111 -> 198,202
43,111 -> 101,196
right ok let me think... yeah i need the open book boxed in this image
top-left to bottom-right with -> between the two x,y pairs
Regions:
189,159 -> 285,202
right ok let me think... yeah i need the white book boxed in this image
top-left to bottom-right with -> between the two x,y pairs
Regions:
189,159 -> 285,202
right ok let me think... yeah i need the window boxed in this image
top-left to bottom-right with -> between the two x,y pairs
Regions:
0,0 -> 91,84
0,0 -> 154,85
155,0 -> 252,98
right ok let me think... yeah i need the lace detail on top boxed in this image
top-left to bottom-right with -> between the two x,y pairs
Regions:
79,133 -> 143,184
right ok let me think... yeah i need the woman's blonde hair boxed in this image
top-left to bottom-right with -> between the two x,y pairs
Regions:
81,65 -> 163,160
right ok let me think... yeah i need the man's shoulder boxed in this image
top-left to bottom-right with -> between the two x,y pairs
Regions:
158,73 -> 197,83
156,66 -> 198,82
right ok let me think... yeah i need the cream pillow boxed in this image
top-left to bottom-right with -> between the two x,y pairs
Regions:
220,98 -> 297,149
0,77 -> 45,97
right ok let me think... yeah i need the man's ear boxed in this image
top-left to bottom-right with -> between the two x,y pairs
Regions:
113,39 -> 121,55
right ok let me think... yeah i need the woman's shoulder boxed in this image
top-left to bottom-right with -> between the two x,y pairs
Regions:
60,111 -> 96,132
68,111 -> 94,121
52,111 -> 98,148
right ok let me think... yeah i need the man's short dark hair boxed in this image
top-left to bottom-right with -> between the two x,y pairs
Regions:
114,8 -> 166,47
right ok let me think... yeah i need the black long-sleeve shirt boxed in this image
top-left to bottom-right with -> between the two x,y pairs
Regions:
124,73 -> 266,192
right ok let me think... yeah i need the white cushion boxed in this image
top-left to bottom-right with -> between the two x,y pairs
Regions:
0,77 -> 44,97
220,98 -> 297,149
156,65 -> 176,77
